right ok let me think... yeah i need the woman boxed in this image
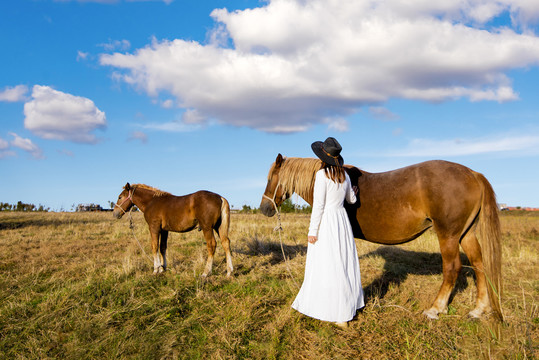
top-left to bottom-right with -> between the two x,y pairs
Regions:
291,137 -> 364,328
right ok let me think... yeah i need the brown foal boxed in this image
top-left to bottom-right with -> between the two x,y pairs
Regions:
113,183 -> 233,277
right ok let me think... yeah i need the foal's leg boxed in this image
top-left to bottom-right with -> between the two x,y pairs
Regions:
150,229 -> 164,274
201,228 -> 217,277
216,229 -> 234,277
159,230 -> 169,272
423,234 -> 462,319
460,231 -> 491,318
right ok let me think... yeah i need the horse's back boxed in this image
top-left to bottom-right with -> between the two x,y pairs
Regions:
353,160 -> 483,243
144,190 -> 225,232
360,160 -> 481,201
190,191 -> 226,225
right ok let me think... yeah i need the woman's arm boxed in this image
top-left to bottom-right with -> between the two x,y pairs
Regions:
308,170 -> 327,242
345,173 -> 357,204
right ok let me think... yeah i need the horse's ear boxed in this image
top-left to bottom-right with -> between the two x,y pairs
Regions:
275,153 -> 284,168
124,182 -> 131,190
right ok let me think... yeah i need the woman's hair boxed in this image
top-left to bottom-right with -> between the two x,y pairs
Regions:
322,162 -> 346,183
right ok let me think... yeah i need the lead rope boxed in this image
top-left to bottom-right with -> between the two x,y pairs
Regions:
263,186 -> 300,289
127,207 -> 153,263
115,188 -> 153,263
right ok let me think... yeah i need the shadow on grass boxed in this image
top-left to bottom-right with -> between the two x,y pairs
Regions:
360,246 -> 474,306
232,236 -> 307,275
0,214 -> 107,230
232,236 -> 475,309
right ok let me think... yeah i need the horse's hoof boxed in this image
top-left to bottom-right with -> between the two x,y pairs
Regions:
468,308 -> 483,319
423,309 -> 439,320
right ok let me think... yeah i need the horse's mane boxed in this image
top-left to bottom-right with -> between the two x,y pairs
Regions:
270,157 -> 322,204
132,184 -> 171,197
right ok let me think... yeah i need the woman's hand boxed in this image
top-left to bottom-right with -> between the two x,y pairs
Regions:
308,235 -> 318,244
352,185 -> 358,195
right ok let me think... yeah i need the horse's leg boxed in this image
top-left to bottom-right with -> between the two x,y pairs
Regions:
424,232 -> 462,319
201,228 -> 216,277
159,230 -> 168,272
460,231 -> 491,318
216,229 -> 233,277
150,229 -> 163,274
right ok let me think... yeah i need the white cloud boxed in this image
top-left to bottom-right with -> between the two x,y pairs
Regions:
0,149 -> 16,159
182,109 -> 206,124
160,99 -> 174,109
99,39 -> 131,52
9,132 -> 44,159
100,0 -> 539,133
0,137 -> 8,150
57,149 -> 74,157
325,117 -> 349,132
23,85 -> 107,143
77,51 -> 89,61
388,133 -> 539,157
0,85 -> 28,102
368,107 -> 400,121
127,131 -> 148,143
0,136 -> 15,159
141,120 -> 203,132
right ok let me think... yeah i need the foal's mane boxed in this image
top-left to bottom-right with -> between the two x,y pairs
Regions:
132,184 -> 171,197
270,157 -> 322,204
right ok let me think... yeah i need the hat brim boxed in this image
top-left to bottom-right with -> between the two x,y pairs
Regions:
311,141 -> 344,166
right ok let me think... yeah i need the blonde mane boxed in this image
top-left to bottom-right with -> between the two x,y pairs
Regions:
132,184 -> 171,197
270,157 -> 322,204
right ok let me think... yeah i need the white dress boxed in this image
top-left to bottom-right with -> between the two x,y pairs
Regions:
292,169 -> 364,322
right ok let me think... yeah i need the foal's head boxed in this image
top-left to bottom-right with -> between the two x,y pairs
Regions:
112,182 -> 136,219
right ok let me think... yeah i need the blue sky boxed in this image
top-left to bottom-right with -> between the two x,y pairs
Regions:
1,0 -> 538,211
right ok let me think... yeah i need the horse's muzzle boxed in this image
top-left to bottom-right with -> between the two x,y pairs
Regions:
112,209 -> 124,219
259,200 -> 276,217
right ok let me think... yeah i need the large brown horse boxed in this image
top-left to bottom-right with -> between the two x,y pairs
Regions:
113,183 -> 233,277
260,154 -> 502,320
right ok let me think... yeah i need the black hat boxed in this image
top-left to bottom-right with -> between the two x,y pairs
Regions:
311,137 -> 343,166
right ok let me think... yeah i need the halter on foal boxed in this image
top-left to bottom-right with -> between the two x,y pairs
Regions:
113,183 -> 233,277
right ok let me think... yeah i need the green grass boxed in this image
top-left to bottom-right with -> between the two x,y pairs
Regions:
0,211 -> 537,359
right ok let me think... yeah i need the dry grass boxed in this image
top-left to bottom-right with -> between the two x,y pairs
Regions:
0,211 -> 537,359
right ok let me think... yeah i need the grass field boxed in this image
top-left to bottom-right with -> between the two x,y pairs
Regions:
0,210 -> 537,359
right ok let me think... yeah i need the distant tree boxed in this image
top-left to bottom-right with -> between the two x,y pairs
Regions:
279,199 -> 312,213
37,205 -> 49,212
297,204 -> 312,214
0,202 -> 13,211
15,201 -> 35,212
280,199 -> 296,213
76,203 -> 104,212
0,201 -> 41,212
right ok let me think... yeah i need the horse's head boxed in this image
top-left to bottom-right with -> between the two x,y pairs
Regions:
260,154 -> 290,217
112,182 -> 135,219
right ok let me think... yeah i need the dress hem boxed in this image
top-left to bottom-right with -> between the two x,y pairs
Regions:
291,304 -> 364,323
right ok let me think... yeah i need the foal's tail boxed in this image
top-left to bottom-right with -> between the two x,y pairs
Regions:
219,197 -> 231,239
475,172 -> 503,320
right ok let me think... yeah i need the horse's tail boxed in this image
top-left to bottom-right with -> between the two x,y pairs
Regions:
474,172 -> 503,320
219,196 -> 231,239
